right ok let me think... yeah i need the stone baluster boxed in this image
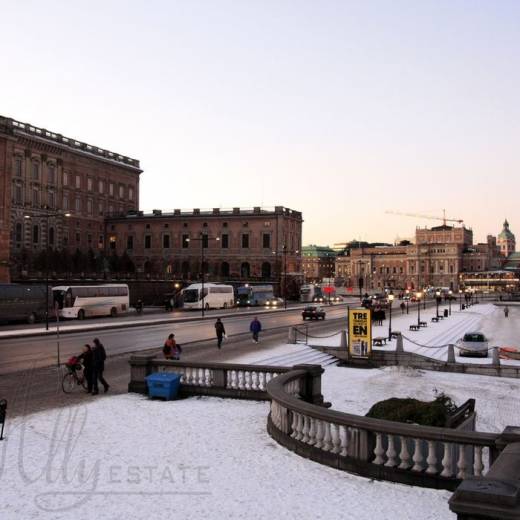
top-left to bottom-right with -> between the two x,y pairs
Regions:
331,424 -> 341,454
301,415 -> 310,444
349,428 -> 359,458
243,371 -> 251,390
323,422 -> 333,452
308,418 -> 317,446
399,436 -> 412,470
315,420 -> 324,449
258,372 -> 265,390
457,445 -> 468,479
373,433 -> 385,465
385,435 -> 397,467
251,371 -> 258,390
340,426 -> 349,457
237,370 -> 244,389
412,439 -> 424,472
441,443 -> 454,478
474,446 -> 484,477
293,413 -> 303,441
426,441 -> 438,474
290,412 -> 299,439
205,368 -> 212,386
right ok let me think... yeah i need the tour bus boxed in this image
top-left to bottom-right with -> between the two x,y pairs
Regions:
236,285 -> 275,307
182,283 -> 235,310
0,284 -> 51,324
300,284 -> 324,303
52,284 -> 130,320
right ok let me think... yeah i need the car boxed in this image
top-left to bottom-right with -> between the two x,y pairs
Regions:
458,332 -> 489,358
331,295 -> 344,303
265,297 -> 284,308
302,305 -> 326,320
403,295 -> 411,302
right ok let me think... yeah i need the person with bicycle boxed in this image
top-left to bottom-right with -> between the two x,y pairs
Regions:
78,344 -> 93,392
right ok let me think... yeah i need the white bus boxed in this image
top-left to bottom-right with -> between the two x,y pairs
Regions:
182,283 -> 234,310
52,284 -> 130,320
300,284 -> 324,303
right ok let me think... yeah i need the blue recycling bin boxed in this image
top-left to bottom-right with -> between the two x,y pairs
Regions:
145,372 -> 181,401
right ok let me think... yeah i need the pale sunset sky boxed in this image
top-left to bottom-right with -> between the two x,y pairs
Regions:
1,1 -> 519,246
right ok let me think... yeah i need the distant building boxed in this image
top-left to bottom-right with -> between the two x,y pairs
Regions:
301,245 -> 336,281
497,219 -> 516,257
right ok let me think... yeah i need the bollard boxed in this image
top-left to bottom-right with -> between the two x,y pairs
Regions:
288,327 -> 297,344
492,347 -> 500,367
395,334 -> 404,353
447,344 -> 456,363
340,330 -> 347,350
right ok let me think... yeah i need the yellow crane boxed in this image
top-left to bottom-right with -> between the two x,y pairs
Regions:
385,209 -> 464,226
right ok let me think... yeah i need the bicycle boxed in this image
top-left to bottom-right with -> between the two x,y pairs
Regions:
62,359 -> 88,393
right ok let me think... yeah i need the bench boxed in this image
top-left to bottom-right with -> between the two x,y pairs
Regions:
372,337 -> 387,346
431,317 -> 440,322
419,321 -> 428,328
409,324 -> 420,331
390,331 -> 401,339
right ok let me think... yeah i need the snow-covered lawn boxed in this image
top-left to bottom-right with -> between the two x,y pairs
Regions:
0,393 -> 452,520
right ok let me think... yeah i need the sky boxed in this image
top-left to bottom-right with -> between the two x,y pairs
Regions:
1,0 -> 519,246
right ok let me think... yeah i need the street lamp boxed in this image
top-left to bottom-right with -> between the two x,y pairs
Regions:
186,233 -> 219,318
416,291 -> 422,327
24,209 -> 71,330
405,289 -> 409,314
459,289 -> 463,310
387,293 -> 394,341
448,289 -> 452,316
423,288 -> 427,310
272,246 -> 298,309
435,290 -> 441,318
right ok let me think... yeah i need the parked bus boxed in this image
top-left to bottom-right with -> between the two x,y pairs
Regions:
236,285 -> 275,307
52,284 -> 130,319
299,284 -> 324,303
0,284 -> 51,324
182,283 -> 234,310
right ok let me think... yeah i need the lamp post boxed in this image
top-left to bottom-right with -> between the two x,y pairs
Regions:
423,288 -> 427,310
387,293 -> 394,341
435,290 -> 441,318
24,209 -> 71,330
416,291 -> 422,327
186,233 -> 219,318
405,289 -> 409,314
272,246 -> 298,309
448,289 -> 452,316
459,289 -> 463,310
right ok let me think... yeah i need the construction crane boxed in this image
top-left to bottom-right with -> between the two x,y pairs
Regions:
385,209 -> 464,226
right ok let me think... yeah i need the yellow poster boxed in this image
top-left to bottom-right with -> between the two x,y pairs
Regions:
348,308 -> 372,358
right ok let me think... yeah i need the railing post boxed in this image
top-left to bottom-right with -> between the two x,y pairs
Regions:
292,364 -> 326,406
128,354 -> 156,393
395,333 -> 404,353
492,347 -> 500,367
288,327 -> 297,344
447,344 -> 456,364
212,368 -> 226,389
340,330 -> 347,350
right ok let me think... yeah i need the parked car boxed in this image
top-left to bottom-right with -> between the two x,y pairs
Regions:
302,305 -> 326,320
458,332 -> 489,358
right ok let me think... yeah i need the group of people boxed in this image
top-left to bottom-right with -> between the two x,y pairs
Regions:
372,307 -> 387,326
78,338 -> 110,395
162,316 -> 263,359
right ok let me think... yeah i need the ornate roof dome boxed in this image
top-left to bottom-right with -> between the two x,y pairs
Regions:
498,219 -> 515,241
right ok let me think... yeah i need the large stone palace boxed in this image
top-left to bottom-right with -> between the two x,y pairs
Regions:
0,115 -> 302,283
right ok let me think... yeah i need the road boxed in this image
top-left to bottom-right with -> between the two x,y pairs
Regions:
0,304 -> 351,374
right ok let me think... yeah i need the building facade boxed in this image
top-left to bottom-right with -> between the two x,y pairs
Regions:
105,207 -> 302,281
336,225 -> 503,292
497,219 -> 516,257
301,245 -> 336,281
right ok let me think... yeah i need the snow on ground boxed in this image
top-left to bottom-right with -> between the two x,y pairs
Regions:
0,394 -> 452,520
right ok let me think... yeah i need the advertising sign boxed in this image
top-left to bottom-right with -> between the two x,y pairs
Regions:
348,308 -> 372,358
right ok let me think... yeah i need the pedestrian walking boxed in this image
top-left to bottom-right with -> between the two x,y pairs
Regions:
79,344 -> 94,393
215,318 -> 226,349
250,317 -> 262,343
504,305 -> 509,318
400,302 -> 406,314
92,338 -> 109,394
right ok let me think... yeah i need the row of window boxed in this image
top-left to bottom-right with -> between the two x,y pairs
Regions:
12,222 -> 104,249
13,157 -> 135,200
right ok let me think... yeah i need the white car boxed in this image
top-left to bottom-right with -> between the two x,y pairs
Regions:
458,332 -> 489,358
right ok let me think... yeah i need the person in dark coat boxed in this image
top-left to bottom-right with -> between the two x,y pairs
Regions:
215,318 -> 226,349
92,338 -> 109,395
250,317 -> 262,343
78,344 -> 94,393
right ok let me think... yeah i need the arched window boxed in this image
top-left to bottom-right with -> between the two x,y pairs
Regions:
261,262 -> 271,279
241,262 -> 250,278
221,262 -> 230,278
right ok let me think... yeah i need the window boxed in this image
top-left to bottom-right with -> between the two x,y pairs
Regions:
48,191 -> 55,209
221,234 -> 229,249
15,223 -> 22,243
15,157 -> 23,177
75,197 -> 81,212
109,183 -> 114,196
98,235 -> 104,248
98,201 -> 104,216
49,227 -> 55,246
87,234 -> 92,245
201,234 -> 208,248
144,235 -> 152,249
75,175 -> 81,189
32,188 -> 39,207
109,204 -> 114,214
262,233 -> 271,249
99,179 -> 105,193
63,232 -> 69,246
87,178 -> 93,191
32,162 -> 39,180
127,236 -> 134,250
119,184 -> 124,199
48,164 -> 55,184
63,171 -> 69,186
14,184 -> 22,204
63,193 -> 69,210
87,199 -> 93,215
109,236 -> 116,249
129,187 -> 134,201
163,234 -> 170,249
32,225 -> 39,244
76,232 -> 81,243
242,234 -> 249,248
182,234 -> 189,248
